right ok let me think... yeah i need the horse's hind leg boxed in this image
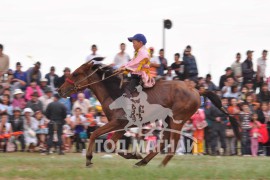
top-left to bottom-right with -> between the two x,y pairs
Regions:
86,119 -> 126,167
159,123 -> 182,167
134,130 -> 170,167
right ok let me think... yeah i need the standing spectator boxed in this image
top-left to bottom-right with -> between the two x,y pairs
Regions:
9,107 -> 25,152
71,107 -> 87,153
25,80 -> 43,101
181,120 -> 194,154
250,113 -> 262,157
112,43 -> 130,69
85,44 -> 102,64
45,94 -> 67,155
208,99 -> 228,155
231,53 -> 242,80
45,66 -> 58,92
26,61 -> 42,85
38,87 -> 53,112
171,53 -> 186,80
256,50 -> 268,89
257,83 -> 270,103
219,67 -> 234,90
191,109 -> 207,155
149,47 -> 160,78
72,93 -> 91,115
239,103 -> 252,156
22,108 -> 38,152
242,50 -> 255,85
85,107 -> 97,138
13,62 -> 27,90
12,89 -> 26,110
205,74 -> 218,91
156,49 -> 167,77
183,45 -> 198,81
204,101 -> 213,155
0,44 -> 10,78
55,67 -> 71,88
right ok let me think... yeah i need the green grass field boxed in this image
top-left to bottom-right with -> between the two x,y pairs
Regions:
1,153 -> 270,180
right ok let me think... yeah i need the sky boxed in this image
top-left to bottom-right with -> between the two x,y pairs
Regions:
1,0 -> 270,84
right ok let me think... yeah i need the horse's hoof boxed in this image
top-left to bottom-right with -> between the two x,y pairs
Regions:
158,163 -> 165,168
133,164 -> 140,168
86,163 -> 93,168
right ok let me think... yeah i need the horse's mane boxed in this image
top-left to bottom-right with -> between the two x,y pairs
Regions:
92,64 -> 125,100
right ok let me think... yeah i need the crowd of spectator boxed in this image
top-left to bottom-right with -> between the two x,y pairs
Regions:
0,42 -> 270,157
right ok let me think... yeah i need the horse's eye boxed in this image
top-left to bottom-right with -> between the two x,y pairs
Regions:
73,73 -> 78,77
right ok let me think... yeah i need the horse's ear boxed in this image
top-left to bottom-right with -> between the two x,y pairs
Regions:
84,61 -> 94,70
91,57 -> 105,61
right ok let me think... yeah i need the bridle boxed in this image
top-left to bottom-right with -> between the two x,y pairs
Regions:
61,65 -> 122,97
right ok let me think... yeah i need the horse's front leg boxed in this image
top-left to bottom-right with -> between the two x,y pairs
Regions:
86,119 -> 123,167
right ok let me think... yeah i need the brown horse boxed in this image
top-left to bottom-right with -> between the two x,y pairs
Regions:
58,60 -> 239,167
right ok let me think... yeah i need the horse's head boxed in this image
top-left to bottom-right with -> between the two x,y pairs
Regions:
58,57 -> 104,97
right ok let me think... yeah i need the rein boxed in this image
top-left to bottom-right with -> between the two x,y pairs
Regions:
64,66 -> 123,94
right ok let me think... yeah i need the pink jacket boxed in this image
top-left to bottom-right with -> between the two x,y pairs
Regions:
191,109 -> 206,130
12,98 -> 26,109
124,46 -> 154,88
25,86 -> 43,101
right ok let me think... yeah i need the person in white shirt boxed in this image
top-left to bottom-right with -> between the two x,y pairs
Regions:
85,44 -> 102,64
257,50 -> 268,89
72,93 -> 91,115
231,52 -> 242,79
112,43 -> 130,69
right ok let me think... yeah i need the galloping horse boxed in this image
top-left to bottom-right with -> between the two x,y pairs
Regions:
58,59 -> 239,167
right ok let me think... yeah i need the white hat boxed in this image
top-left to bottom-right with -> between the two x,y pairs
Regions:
41,78 -> 48,82
13,89 -> 24,95
22,108 -> 34,116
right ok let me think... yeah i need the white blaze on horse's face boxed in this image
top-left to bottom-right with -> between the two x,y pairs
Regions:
108,85 -> 182,136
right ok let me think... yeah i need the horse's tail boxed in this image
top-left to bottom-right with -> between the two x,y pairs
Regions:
200,90 -> 240,139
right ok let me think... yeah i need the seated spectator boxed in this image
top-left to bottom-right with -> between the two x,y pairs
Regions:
0,113 -> 12,152
0,94 -> 13,115
222,77 -> 237,98
244,79 -> 255,94
9,107 -> 25,152
239,86 -> 249,102
55,67 -> 71,88
25,80 -> 43,101
219,67 -> 234,90
35,110 -> 48,153
205,74 -> 218,91
13,62 -> 27,90
72,93 -> 91,115
26,92 -> 43,113
12,89 -> 26,110
40,78 -> 50,93
45,66 -> 58,92
39,87 -> 53,112
26,61 -> 42,85
22,108 -> 38,152
257,83 -> 270,103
